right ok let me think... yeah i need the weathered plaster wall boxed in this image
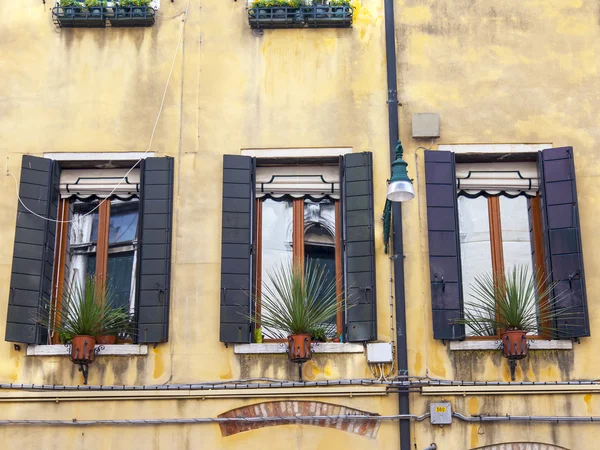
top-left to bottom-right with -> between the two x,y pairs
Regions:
1,0 -> 600,448
0,0 -> 399,448
396,0 -> 600,448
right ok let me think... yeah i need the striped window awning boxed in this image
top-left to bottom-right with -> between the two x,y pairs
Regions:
456,162 -> 539,197
59,169 -> 140,199
256,165 -> 339,199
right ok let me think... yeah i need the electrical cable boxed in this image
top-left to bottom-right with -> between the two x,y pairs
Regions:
6,0 -> 191,224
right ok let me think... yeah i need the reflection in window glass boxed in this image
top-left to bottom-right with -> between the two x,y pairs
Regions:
304,199 -> 337,338
107,252 -> 136,311
458,196 -> 493,336
109,199 -> 139,244
499,196 -> 534,274
260,199 -> 293,338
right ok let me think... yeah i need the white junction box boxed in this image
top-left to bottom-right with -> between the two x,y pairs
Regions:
430,402 -> 453,425
366,342 -> 394,364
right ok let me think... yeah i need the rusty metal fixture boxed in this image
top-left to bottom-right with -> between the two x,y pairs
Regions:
287,333 -> 312,363
96,335 -> 117,345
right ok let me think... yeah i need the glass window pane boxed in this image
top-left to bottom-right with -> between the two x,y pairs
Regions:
304,199 -> 337,338
107,252 -> 136,311
70,200 -> 99,246
260,198 -> 293,338
499,196 -> 534,274
66,201 -> 99,292
458,196 -> 493,336
109,199 -> 139,244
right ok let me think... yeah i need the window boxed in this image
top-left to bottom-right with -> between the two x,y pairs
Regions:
425,147 -> 589,341
219,153 -> 377,344
5,156 -> 174,345
458,195 -> 545,337
255,194 -> 343,340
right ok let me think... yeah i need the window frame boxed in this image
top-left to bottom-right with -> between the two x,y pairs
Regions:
253,196 -> 344,342
459,193 -> 550,340
50,195 -> 141,345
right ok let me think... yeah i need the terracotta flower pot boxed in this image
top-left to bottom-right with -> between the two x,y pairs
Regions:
96,335 -> 117,345
501,330 -> 528,359
71,335 -> 97,363
287,333 -> 312,363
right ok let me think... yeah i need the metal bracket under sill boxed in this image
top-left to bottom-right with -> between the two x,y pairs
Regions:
27,344 -> 148,357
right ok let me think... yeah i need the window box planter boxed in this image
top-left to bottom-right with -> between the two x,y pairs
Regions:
109,6 -> 156,27
302,4 -> 352,28
52,4 -> 156,28
248,4 -> 353,29
248,6 -> 303,29
52,5 -> 107,27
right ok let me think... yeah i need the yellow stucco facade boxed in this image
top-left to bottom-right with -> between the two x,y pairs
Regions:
0,0 -> 599,449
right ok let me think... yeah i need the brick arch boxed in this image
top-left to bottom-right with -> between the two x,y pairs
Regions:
218,400 -> 380,438
472,444 -> 569,450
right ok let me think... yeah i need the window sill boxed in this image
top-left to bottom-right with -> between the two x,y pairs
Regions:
234,343 -> 364,355
449,340 -> 573,351
26,344 -> 148,357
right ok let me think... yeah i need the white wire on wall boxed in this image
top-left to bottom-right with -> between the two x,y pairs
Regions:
7,0 -> 191,225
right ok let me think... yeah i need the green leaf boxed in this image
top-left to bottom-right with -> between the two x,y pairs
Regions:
456,264 -> 577,337
246,259 -> 346,339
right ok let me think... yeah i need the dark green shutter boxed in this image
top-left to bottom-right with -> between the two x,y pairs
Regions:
343,152 -> 377,342
136,157 -> 174,343
220,155 -> 254,344
6,156 -> 59,344
424,150 -> 465,340
539,147 -> 589,338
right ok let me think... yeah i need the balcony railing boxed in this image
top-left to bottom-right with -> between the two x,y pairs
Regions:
52,4 -> 156,28
248,5 -> 353,29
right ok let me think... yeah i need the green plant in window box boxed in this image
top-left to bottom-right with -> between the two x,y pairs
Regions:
59,0 -> 83,14
456,265 -> 575,378
246,260 -> 345,363
38,276 -> 135,363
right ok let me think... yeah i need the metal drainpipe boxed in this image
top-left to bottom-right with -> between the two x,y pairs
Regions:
383,0 -> 411,449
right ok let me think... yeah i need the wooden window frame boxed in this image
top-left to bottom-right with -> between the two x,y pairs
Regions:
463,193 -> 549,341
254,197 -> 344,342
50,197 -> 139,344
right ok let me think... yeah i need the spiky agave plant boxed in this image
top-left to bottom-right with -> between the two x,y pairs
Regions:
251,259 -> 344,340
458,265 -> 571,337
39,275 -> 133,342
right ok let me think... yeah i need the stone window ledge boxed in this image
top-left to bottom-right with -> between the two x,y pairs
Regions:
449,340 -> 572,351
27,344 -> 148,356
234,343 -> 364,355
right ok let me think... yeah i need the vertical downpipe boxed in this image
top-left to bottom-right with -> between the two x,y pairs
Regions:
383,0 -> 411,449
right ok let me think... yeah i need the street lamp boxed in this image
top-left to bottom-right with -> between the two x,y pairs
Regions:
386,141 -> 415,202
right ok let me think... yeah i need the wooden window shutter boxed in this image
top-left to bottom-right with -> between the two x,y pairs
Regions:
136,157 -> 174,343
6,156 -> 60,344
343,152 -> 377,342
220,155 -> 254,344
424,150 -> 465,340
538,147 -> 589,338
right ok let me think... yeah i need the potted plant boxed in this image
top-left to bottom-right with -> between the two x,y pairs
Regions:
95,293 -> 135,345
248,260 -> 344,363
328,0 -> 352,21
39,276 -> 132,365
59,0 -> 83,16
457,265 -> 572,378
85,0 -> 107,16
111,0 -> 154,26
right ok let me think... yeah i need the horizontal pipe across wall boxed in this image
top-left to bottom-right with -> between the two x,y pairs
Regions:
2,413 -> 600,426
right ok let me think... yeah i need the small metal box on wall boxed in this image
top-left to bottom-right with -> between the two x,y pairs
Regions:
430,402 -> 452,425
